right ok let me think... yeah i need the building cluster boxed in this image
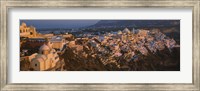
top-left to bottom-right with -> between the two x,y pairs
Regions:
20,23 -> 71,71
20,22 -> 180,71
20,22 -> 38,38
63,27 -> 179,69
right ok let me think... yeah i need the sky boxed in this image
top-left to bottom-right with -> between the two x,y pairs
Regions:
20,20 -> 99,29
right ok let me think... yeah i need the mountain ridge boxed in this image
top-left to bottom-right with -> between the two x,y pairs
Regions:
87,20 -> 180,28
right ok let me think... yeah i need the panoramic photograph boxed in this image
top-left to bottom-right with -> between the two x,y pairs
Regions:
20,20 -> 180,71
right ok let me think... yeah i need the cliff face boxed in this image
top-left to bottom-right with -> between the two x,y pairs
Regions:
88,20 -> 180,28
61,47 -> 180,71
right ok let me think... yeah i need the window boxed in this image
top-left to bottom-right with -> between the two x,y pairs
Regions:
35,64 -> 37,66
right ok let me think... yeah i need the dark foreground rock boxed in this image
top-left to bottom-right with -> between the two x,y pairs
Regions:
61,46 -> 180,71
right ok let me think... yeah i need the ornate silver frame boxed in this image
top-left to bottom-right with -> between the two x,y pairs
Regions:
0,0 -> 199,91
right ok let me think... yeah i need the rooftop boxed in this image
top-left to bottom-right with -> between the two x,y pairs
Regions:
50,36 -> 63,42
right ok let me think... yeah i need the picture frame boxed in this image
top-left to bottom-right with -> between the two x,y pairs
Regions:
0,0 -> 199,91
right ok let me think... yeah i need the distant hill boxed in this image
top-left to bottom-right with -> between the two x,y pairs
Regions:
87,20 -> 180,28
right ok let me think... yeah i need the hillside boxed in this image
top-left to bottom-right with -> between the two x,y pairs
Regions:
88,20 -> 180,28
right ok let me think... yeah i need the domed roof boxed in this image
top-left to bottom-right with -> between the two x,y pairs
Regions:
36,54 -> 47,60
31,57 -> 44,62
39,44 -> 50,51
36,57 -> 44,62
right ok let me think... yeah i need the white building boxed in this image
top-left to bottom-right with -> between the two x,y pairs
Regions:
50,36 -> 66,51
30,42 -> 59,71
132,28 -> 139,34
122,28 -> 131,34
